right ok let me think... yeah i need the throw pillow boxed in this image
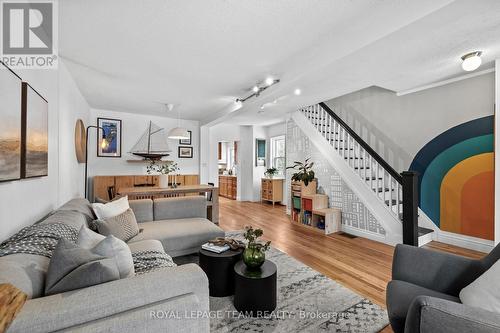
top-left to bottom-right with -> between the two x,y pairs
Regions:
94,208 -> 140,242
459,259 -> 500,313
92,196 -> 129,220
78,225 -> 105,248
92,235 -> 135,278
45,239 -> 120,296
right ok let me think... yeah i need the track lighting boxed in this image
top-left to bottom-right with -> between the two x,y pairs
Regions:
235,77 -> 280,103
294,88 -> 301,96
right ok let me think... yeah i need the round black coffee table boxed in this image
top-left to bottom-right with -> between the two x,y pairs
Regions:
199,248 -> 243,297
233,260 -> 277,315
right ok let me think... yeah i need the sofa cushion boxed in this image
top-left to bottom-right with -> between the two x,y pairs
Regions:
92,196 -> 129,220
0,253 -> 49,299
45,239 -> 120,296
94,208 -> 140,242
153,196 -> 206,220
129,199 -> 153,223
387,280 -> 460,333
78,225 -> 105,249
460,259 -> 500,313
57,198 -> 96,221
127,239 -> 165,254
90,235 -> 135,278
40,210 -> 89,231
128,218 -> 224,257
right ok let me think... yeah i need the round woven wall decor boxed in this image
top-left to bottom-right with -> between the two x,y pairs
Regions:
75,119 -> 86,163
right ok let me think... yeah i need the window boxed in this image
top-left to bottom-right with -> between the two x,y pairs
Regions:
270,135 -> 285,175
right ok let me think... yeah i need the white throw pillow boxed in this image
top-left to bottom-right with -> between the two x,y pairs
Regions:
459,260 -> 500,313
78,225 -> 105,248
92,196 -> 129,220
78,227 -> 134,278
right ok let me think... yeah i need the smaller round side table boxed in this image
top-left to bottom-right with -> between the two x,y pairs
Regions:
233,260 -> 277,315
199,248 -> 243,297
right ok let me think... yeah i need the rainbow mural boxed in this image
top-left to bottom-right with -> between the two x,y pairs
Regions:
409,115 -> 494,240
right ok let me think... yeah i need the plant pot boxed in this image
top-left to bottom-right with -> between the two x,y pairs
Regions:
158,174 -> 168,188
243,245 -> 265,269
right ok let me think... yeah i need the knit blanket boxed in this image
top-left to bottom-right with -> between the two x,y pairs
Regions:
0,222 -> 175,274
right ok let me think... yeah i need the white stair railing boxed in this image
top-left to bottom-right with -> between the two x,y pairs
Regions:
300,104 -> 403,221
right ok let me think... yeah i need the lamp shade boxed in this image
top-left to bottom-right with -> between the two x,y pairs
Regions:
168,127 -> 190,140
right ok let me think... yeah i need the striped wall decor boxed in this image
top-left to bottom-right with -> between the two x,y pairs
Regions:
410,115 -> 494,240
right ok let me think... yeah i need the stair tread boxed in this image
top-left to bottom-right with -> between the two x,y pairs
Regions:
418,227 -> 434,236
354,166 -> 370,170
385,199 -> 402,205
365,177 -> 383,181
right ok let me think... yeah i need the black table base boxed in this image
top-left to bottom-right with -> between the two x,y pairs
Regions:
199,248 -> 243,297
233,260 -> 277,316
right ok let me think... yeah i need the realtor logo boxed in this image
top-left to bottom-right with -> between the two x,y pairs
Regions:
1,0 -> 58,69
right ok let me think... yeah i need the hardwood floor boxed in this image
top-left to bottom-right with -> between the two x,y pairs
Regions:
218,198 -> 485,333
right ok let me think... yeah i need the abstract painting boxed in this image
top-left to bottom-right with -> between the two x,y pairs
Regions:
97,118 -> 121,157
0,62 -> 22,181
22,82 -> 48,178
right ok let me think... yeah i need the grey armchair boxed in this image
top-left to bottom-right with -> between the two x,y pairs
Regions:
387,243 -> 500,333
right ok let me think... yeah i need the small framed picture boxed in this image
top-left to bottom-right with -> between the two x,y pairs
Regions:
97,118 -> 122,157
179,130 -> 192,145
178,146 -> 193,158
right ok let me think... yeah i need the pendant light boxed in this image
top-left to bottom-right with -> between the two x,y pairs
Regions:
167,104 -> 189,140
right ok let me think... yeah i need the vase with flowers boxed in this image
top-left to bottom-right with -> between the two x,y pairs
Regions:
147,161 -> 179,188
242,226 -> 271,269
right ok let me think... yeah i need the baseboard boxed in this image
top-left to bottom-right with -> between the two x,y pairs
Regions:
341,225 -> 397,246
436,231 -> 494,253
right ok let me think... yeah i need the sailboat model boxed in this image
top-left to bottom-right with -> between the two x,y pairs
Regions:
129,121 -> 172,160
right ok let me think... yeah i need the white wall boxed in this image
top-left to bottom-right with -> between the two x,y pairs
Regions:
495,60 -> 500,246
58,64 -> 90,203
87,109 -> 199,184
0,61 -> 90,241
325,72 -> 495,172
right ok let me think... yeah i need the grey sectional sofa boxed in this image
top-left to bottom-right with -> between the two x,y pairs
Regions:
387,243 -> 500,333
0,196 -> 225,333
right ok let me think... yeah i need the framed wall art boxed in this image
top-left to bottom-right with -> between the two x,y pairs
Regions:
178,146 -> 193,158
97,117 -> 122,157
179,130 -> 192,145
0,62 -> 22,181
21,82 -> 48,178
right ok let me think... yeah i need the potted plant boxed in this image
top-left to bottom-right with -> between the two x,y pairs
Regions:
264,167 -> 278,179
147,161 -> 179,188
286,158 -> 315,186
242,226 -> 271,269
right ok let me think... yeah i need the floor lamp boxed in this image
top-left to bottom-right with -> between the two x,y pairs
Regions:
84,125 -> 107,200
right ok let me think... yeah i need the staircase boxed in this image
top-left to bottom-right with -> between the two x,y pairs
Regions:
293,103 -> 433,246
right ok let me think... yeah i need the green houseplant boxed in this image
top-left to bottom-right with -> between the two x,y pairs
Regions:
242,226 -> 271,269
264,167 -> 278,179
286,158 -> 315,186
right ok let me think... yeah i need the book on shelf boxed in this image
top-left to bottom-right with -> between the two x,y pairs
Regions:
202,242 -> 230,253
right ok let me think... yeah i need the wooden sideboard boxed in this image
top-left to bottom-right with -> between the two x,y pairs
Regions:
219,175 -> 237,200
261,178 -> 284,206
93,174 -> 199,201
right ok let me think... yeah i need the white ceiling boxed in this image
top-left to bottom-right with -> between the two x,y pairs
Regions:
60,0 -> 500,126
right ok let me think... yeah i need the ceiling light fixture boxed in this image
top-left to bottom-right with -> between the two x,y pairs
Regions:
235,77 -> 280,104
167,104 -> 190,140
294,88 -> 301,96
461,51 -> 482,72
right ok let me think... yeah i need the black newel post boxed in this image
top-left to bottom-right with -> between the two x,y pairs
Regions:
401,171 -> 419,246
